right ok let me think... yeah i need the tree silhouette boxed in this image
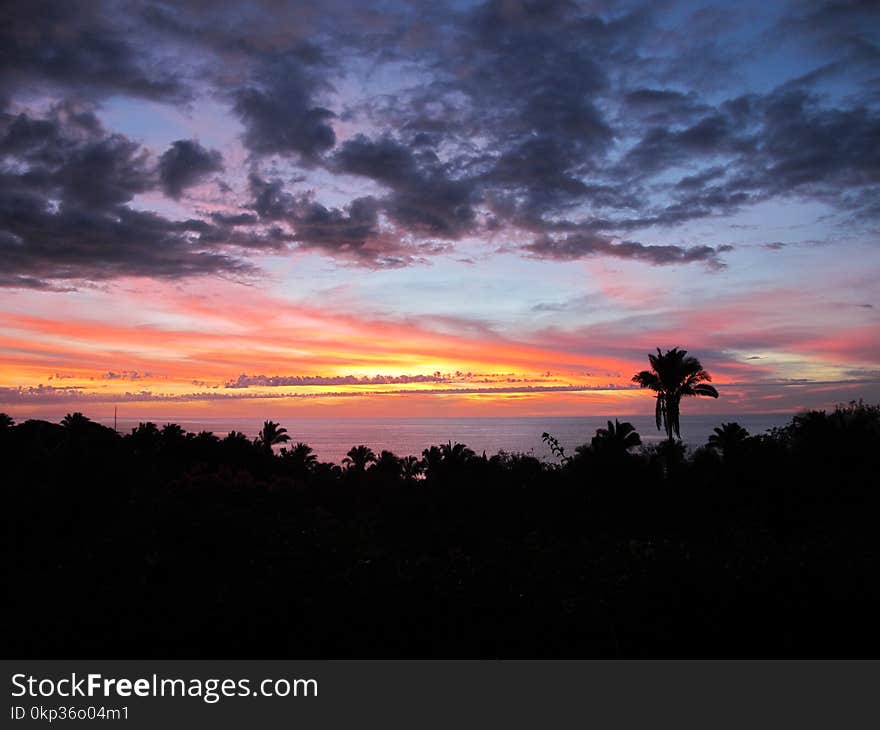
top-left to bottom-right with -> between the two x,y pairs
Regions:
221,430 -> 256,465
343,445 -> 376,472
281,442 -> 318,478
371,450 -> 403,481
420,441 -> 477,482
400,455 -> 424,483
0,413 -> 14,430
131,422 -> 160,438
60,412 -> 92,430
256,420 -> 290,454
5,404 -> 880,659
707,422 -> 750,459
632,347 -> 719,440
128,422 -> 161,456
161,423 -> 187,443
194,430 -> 220,445
440,441 -> 475,467
421,445 -> 444,480
591,419 -> 642,457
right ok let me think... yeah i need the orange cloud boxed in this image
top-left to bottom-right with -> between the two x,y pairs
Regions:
2,277 -> 877,420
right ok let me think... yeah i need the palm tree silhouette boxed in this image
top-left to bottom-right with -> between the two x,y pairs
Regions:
591,419 -> 642,456
256,420 -> 290,454
129,422 -> 161,454
161,423 -> 187,443
421,445 -> 444,480
131,422 -> 159,437
372,450 -> 403,479
281,442 -> 318,478
60,412 -> 92,430
707,422 -> 749,458
400,455 -> 424,482
289,441 -> 317,465
632,347 -> 718,440
343,445 -> 376,472
439,441 -> 475,467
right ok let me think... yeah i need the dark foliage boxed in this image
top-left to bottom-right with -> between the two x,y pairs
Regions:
5,402 -> 880,657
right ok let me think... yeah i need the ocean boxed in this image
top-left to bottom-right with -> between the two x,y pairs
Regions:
98,414 -> 794,464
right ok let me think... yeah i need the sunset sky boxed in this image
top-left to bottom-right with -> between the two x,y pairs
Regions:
1,0 -> 878,420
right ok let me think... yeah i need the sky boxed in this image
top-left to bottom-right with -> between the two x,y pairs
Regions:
0,0 -> 878,421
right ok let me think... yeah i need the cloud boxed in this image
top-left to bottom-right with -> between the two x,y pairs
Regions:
335,134 -> 479,239
622,88 -> 708,125
523,232 -> 729,269
0,195 -> 253,285
0,0 -> 186,103
0,382 -> 638,406
0,104 -> 264,288
158,140 -> 224,199
0,101 -> 155,208
224,371 -> 559,388
246,172 -> 446,268
1,0 -> 878,283
233,52 -> 336,160
620,113 -> 753,178
227,373 -> 453,388
101,371 -> 151,380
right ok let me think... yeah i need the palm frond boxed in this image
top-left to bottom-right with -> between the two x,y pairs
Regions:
692,383 -> 719,398
633,370 -> 661,389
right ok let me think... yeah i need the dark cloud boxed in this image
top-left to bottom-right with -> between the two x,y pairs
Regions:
622,89 -> 708,126
334,135 -> 419,184
247,174 -> 295,221
248,173 -> 380,247
226,373 -> 453,388
246,172 -> 438,268
524,232 -> 728,269
1,0 -> 878,282
0,102 -> 155,209
158,140 -> 224,199
101,371 -> 150,381
291,195 -> 382,253
756,89 -> 880,194
233,54 -> 336,160
0,189 -> 252,285
0,105 -> 267,288
210,212 -> 260,226
225,371 -> 565,388
335,135 -> 479,238
0,0 -> 186,102
773,0 -> 880,72
620,113 -> 755,179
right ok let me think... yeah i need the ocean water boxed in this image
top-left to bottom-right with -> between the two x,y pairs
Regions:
100,414 -> 794,465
